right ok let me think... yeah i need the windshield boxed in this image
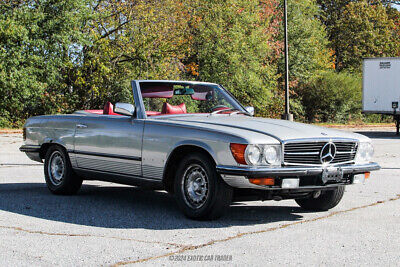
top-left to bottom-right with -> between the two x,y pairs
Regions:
139,82 -> 245,116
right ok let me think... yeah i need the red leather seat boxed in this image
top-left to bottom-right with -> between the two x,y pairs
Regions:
161,103 -> 187,114
103,102 -> 113,114
146,111 -> 162,116
84,110 -> 103,114
103,102 -> 120,115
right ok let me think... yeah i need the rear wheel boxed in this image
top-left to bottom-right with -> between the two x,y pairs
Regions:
174,153 -> 233,220
295,186 -> 345,211
44,146 -> 82,195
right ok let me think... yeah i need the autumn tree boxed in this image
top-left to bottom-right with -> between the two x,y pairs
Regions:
386,5 -> 400,56
1,0 -> 399,125
317,0 -> 399,71
72,0 -> 193,109
336,2 -> 396,71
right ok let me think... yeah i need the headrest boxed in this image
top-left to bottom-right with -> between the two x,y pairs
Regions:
103,102 -> 114,115
161,103 -> 187,114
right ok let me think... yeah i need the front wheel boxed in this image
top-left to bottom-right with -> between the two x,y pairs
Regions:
174,153 -> 233,220
44,146 -> 83,195
295,186 -> 345,211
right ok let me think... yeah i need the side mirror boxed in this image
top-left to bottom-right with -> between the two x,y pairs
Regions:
114,103 -> 135,116
245,106 -> 254,116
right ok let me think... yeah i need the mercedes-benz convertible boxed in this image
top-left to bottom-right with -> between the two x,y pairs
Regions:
20,80 -> 380,220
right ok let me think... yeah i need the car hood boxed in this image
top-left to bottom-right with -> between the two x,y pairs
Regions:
156,115 -> 368,142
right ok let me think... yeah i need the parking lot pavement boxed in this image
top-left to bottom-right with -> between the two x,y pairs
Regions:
0,131 -> 399,266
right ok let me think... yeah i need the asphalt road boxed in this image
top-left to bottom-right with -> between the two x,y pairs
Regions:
0,130 -> 399,266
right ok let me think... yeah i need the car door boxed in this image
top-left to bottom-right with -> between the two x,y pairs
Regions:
73,115 -> 144,177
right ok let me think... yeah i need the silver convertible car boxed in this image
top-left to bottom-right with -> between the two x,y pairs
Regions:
20,80 -> 380,220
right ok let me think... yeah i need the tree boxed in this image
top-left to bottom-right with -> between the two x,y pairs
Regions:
186,0 -> 278,116
272,0 -> 334,119
317,0 -> 399,71
284,0 -> 334,82
71,0 -> 193,109
386,5 -> 400,56
335,1 -> 396,71
0,0 -> 91,126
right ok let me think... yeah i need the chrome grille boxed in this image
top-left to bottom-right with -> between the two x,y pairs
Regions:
283,141 -> 358,165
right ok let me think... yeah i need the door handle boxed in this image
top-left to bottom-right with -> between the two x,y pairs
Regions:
76,124 -> 87,129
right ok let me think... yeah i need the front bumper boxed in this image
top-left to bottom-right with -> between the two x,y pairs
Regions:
216,162 -> 380,177
19,145 -> 42,163
19,145 -> 41,153
216,162 -> 380,190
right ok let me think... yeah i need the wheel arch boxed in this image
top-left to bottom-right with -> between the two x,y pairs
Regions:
39,141 -> 68,159
162,143 -> 217,194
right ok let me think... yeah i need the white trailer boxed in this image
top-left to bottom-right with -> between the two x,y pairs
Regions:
363,57 -> 400,135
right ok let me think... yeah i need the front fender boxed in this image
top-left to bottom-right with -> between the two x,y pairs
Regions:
167,140 -> 217,163
42,137 -> 68,149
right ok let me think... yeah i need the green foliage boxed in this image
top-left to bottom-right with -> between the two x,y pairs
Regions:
318,0 -> 399,71
284,0 -> 334,82
0,0 -> 91,126
72,0 -> 192,110
300,71 -> 362,122
277,0 -> 335,120
0,0 -> 399,126
335,1 -> 396,71
186,0 -> 278,117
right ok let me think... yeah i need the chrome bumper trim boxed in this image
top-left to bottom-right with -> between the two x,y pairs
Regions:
216,162 -> 381,178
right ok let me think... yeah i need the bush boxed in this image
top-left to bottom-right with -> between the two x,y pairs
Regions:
300,71 -> 362,123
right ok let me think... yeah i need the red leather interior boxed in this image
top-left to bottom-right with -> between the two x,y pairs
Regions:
146,111 -> 162,116
83,102 -> 122,115
103,102 -> 113,114
84,110 -> 103,114
84,102 -> 186,116
161,103 -> 187,114
103,102 -> 121,115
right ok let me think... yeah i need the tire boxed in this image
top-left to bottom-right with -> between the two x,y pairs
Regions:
295,186 -> 345,211
44,145 -> 83,195
174,152 -> 233,220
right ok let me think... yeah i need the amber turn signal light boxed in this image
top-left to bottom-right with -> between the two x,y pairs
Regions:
230,143 -> 247,165
249,178 -> 275,186
365,172 -> 370,179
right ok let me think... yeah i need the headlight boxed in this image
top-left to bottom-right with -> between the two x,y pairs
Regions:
263,145 -> 281,165
355,142 -> 374,163
230,143 -> 282,166
245,145 -> 262,165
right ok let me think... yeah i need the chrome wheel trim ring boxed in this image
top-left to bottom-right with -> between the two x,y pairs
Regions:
181,164 -> 209,209
48,151 -> 65,186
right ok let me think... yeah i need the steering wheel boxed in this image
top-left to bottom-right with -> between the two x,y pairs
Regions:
211,105 -> 230,112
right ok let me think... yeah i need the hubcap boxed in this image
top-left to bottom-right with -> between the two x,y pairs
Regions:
48,151 -> 65,186
181,164 -> 209,209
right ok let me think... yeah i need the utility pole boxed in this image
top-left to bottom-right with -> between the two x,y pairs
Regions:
282,0 -> 293,121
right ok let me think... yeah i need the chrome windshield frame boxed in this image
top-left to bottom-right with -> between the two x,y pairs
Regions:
132,80 -> 247,118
